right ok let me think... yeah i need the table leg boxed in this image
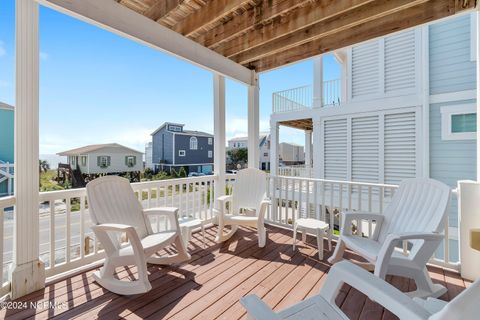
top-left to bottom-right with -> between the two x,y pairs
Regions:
316,228 -> 324,260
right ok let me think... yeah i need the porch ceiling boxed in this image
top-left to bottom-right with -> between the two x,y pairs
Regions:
280,118 -> 313,130
117,0 -> 476,72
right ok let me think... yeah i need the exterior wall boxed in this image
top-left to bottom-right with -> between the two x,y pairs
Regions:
279,143 -> 305,164
228,134 -> 271,169
228,138 -> 248,149
0,107 -> 14,196
174,133 -> 213,165
429,14 -> 476,95
152,129 -> 174,164
145,142 -> 154,170
86,147 -> 143,174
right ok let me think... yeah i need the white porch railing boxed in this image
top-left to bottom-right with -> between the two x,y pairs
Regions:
0,196 -> 14,297
266,175 -> 459,271
272,79 -> 341,113
278,165 -> 313,178
0,162 -> 14,196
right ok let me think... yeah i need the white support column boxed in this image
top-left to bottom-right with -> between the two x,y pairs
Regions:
270,120 -> 279,176
313,56 -> 323,108
213,74 -> 226,204
304,130 -> 312,168
312,117 -> 322,179
248,71 -> 260,168
10,0 -> 45,299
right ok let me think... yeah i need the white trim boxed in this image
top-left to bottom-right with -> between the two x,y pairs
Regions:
0,102 -> 14,111
440,104 -> 477,140
208,150 -> 213,158
172,133 -> 176,164
178,150 -> 186,157
213,74 -> 226,201
189,136 -> 198,150
37,0 -> 253,85
471,12 -> 477,62
248,71 -> 260,168
430,90 -> 476,104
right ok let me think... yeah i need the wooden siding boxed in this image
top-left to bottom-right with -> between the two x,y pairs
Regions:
429,14 -> 477,95
0,225 -> 469,320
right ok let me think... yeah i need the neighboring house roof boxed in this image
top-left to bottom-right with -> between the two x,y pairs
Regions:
57,143 -> 143,156
0,102 -> 14,111
280,142 -> 303,147
151,122 -> 185,136
229,133 -> 270,146
179,130 -> 213,137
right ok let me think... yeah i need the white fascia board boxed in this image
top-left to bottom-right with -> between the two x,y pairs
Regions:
37,0 -> 253,85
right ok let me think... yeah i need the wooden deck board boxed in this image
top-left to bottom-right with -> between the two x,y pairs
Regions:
0,225 -> 467,320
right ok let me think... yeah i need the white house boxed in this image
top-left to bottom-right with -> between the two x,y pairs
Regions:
57,143 -> 143,174
279,142 -> 305,166
228,133 -> 271,170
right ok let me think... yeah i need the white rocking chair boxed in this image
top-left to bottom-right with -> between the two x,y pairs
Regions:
328,178 -> 451,298
241,260 -> 480,320
86,176 -> 191,295
215,168 -> 270,247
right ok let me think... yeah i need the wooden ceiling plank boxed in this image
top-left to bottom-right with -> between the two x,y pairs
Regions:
214,0 -> 375,58
172,0 -> 254,37
232,0 -> 428,65
252,0 -> 474,72
143,0 -> 184,21
195,0 -> 311,48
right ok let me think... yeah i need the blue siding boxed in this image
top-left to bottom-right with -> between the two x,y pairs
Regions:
0,108 -> 14,195
174,134 -> 213,165
429,100 -> 476,262
152,129 -> 174,164
429,14 -> 476,95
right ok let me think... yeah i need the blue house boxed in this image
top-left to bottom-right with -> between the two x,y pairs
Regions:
151,122 -> 214,174
0,102 -> 14,196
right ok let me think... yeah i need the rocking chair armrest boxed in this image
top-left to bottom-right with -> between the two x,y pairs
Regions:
240,295 -> 281,320
91,223 -> 136,233
143,207 -> 180,230
375,232 -> 444,279
91,223 -> 144,255
321,261 -> 430,320
340,212 -> 384,236
217,195 -> 233,203
216,195 -> 233,215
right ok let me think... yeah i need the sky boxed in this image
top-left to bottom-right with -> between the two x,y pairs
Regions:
0,0 -> 340,157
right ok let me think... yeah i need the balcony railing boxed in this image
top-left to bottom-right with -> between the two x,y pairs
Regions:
0,173 -> 459,298
278,165 -> 313,178
272,79 -> 341,113
0,162 -> 14,196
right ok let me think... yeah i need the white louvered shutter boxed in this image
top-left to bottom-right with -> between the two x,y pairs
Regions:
384,112 -> 416,185
384,30 -> 416,93
351,41 -> 380,98
351,116 -> 380,183
324,118 -> 348,180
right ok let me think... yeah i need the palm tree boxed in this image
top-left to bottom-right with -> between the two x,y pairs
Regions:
39,160 -> 50,174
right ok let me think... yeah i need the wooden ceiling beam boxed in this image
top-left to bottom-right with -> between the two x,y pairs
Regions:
214,0 -> 375,58
232,0 -> 427,65
172,0 -> 254,37
251,0 -> 475,72
194,0 -> 311,48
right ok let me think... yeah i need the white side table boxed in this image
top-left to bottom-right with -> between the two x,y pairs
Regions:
179,218 -> 206,249
293,218 -> 332,260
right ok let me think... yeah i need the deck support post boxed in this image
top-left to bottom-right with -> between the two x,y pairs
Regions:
312,116 -> 322,179
248,71 -> 260,169
313,56 -> 323,108
270,121 -> 279,176
213,74 -> 226,209
10,0 -> 45,299
304,130 -> 312,172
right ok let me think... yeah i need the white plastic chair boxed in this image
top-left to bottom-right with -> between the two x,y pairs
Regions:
328,178 -> 451,298
86,176 -> 191,295
215,168 -> 270,247
241,260 -> 480,320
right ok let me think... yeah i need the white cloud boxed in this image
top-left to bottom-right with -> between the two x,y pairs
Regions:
0,41 -> 5,57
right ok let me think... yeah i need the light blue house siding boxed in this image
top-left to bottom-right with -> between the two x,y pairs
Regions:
0,106 -> 14,195
429,13 -> 477,262
429,14 -> 476,95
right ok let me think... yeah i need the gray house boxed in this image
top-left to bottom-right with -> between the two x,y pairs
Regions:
151,122 -> 214,174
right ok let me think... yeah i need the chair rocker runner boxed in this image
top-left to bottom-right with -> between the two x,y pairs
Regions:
328,178 -> 451,298
86,176 -> 190,295
241,260 -> 480,320
215,168 -> 270,247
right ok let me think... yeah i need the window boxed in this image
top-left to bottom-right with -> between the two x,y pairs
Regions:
441,104 -> 477,140
98,156 -> 110,168
208,137 -> 213,145
80,156 -> 87,166
190,137 -> 198,150
208,150 -> 212,158
125,156 -> 136,167
264,152 -> 268,157
169,125 -> 182,132
70,157 -> 76,166
179,150 -> 186,157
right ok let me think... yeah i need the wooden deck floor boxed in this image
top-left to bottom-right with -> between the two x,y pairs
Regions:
0,225 -> 469,320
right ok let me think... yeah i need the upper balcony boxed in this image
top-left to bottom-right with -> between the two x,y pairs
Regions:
272,79 -> 341,114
